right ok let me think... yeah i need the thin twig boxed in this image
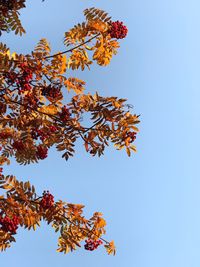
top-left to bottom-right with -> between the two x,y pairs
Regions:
44,33 -> 100,59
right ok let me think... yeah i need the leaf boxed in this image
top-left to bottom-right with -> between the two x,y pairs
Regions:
7,11 -> 26,36
64,22 -> 88,47
96,217 -> 106,228
130,145 -> 137,152
104,240 -> 116,255
0,156 -> 10,166
64,77 -> 85,94
126,147 -> 131,157
39,105 -> 58,115
84,142 -> 89,152
84,8 -> 112,23
34,38 -> 51,57
87,20 -> 108,32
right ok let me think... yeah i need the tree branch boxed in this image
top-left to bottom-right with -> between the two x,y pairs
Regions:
44,33 -> 100,59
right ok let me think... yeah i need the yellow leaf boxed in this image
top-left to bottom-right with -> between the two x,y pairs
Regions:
57,247 -> 64,253
104,240 -> 116,255
39,105 -> 58,115
131,126 -> 139,132
126,147 -> 131,157
88,19 -> 108,32
64,77 -> 85,94
96,217 -> 106,228
11,52 -> 16,60
130,145 -> 137,152
60,54 -> 67,74
0,156 -> 10,166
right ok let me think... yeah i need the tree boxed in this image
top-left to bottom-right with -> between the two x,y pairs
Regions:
0,0 -> 140,254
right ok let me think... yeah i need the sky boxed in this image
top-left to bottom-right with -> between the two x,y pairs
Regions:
1,0 -> 200,266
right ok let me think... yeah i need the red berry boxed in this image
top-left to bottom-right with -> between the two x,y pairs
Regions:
0,132 -> 11,139
42,85 -> 61,99
59,106 -> 71,123
49,125 -> 57,132
36,145 -> 48,160
109,21 -> 128,39
23,94 -> 39,108
127,131 -> 137,142
22,83 -> 32,91
12,140 -> 25,151
0,215 -> 19,234
40,191 -> 54,210
84,239 -> 103,251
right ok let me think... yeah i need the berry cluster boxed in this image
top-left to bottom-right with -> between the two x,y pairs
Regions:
127,131 -> 137,143
12,140 -> 25,151
36,145 -> 48,160
0,215 -> 19,234
49,125 -> 57,132
0,0 -> 25,13
23,93 -> 39,109
109,21 -> 128,39
0,0 -> 15,13
4,63 -> 33,94
59,106 -> 71,123
0,132 -> 11,139
40,191 -> 54,210
42,85 -> 61,99
0,102 -> 6,114
3,71 -> 18,85
84,239 -> 103,251
17,63 -> 33,93
31,126 -> 57,141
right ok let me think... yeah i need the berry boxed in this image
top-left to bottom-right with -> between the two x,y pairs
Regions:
3,62 -> 33,94
31,126 -> 57,141
84,239 -> 103,251
0,132 -> 11,139
127,131 -> 137,142
0,0 -> 15,12
35,129 -> 47,141
42,85 -> 61,99
109,21 -> 128,39
22,83 -> 32,91
59,106 -> 70,123
0,0 -> 25,12
36,145 -> 48,160
31,130 -> 38,140
0,215 -> 19,234
40,191 -> 54,210
12,140 -> 25,151
0,102 -> 6,114
23,93 -> 39,109
17,63 -> 33,93
3,71 -> 17,85
49,125 -> 57,132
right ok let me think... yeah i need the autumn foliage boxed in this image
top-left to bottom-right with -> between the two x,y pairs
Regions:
0,2 -> 140,254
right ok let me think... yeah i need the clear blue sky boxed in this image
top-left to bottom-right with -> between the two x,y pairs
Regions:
1,0 -> 200,266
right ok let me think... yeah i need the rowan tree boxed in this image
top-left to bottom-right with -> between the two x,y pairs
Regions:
0,0 -> 140,254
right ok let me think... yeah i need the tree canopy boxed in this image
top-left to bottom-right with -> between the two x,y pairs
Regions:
0,1 -> 140,254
